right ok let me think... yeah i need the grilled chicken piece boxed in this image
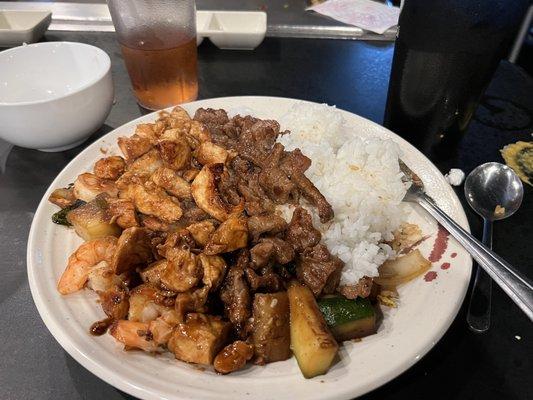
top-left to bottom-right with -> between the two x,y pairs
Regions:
156,137 -> 191,171
170,106 -> 191,121
106,198 -> 138,229
251,292 -> 291,364
118,134 -> 153,160
204,214 -> 248,255
126,182 -> 183,223
49,187 -> 77,208
115,149 -> 163,189
111,227 -> 153,274
214,341 -> 254,374
93,156 -> 126,180
285,207 -> 321,252
220,266 -> 251,338
186,220 -> 217,247
195,141 -> 228,165
134,123 -> 158,141
160,248 -> 203,292
73,173 -> 118,202
168,313 -> 231,365
174,286 -> 210,321
247,213 -> 287,242
199,253 -> 227,289
150,167 -> 192,200
191,164 -> 244,221
98,285 -> 130,320
140,260 -> 167,286
296,244 -> 343,297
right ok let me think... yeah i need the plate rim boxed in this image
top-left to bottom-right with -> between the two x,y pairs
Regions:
27,95 -> 472,400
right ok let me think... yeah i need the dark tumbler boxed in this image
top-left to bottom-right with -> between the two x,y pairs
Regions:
384,0 -> 529,158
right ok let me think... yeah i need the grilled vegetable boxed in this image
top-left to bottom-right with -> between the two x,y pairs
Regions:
318,296 -> 376,341
51,200 -> 86,226
251,292 -> 291,364
374,249 -> 431,288
67,197 -> 121,240
288,281 -> 338,379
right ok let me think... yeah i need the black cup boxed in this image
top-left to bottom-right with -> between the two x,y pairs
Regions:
384,0 -> 529,159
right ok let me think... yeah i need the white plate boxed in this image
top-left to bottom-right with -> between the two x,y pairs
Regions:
27,96 -> 472,400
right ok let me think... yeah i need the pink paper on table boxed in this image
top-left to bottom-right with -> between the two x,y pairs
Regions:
307,0 -> 400,34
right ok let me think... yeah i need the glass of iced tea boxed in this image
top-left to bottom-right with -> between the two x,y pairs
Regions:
107,0 -> 198,110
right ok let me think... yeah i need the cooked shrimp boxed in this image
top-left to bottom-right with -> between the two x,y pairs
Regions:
149,309 -> 181,345
128,283 -> 174,322
57,236 -> 117,295
73,173 -> 118,202
109,320 -> 159,352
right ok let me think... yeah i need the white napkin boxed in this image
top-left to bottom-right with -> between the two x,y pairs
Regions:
307,0 -> 400,34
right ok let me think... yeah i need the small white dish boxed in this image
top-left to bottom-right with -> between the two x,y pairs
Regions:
0,41 -> 113,151
198,11 -> 267,50
0,10 -> 52,47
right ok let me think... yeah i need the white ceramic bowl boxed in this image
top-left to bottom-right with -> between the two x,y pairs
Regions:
0,42 -> 113,151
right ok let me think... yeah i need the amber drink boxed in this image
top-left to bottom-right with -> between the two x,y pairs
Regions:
107,0 -> 198,110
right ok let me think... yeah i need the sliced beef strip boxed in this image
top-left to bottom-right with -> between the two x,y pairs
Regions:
218,169 -> 242,206
290,172 -> 334,223
193,108 -> 229,126
338,276 -> 373,299
219,266 -> 252,338
279,148 -> 311,176
250,237 -> 295,268
296,244 -> 343,297
231,114 -> 259,132
247,213 -> 288,242
236,171 -> 276,216
193,108 -> 239,148
285,207 -> 321,252
258,143 -> 298,204
236,121 -> 279,165
245,266 -> 283,293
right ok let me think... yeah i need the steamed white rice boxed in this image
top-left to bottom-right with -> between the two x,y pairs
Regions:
278,103 -> 408,285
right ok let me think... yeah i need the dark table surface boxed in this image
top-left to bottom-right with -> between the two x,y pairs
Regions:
0,32 -> 531,400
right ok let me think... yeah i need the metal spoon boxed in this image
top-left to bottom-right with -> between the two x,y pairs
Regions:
464,162 -> 524,332
400,161 -> 533,321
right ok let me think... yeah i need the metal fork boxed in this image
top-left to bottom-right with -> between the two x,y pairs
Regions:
399,161 -> 533,321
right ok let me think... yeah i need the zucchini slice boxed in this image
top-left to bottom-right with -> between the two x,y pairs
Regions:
318,296 -> 377,342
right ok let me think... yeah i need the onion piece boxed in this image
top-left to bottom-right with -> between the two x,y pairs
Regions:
374,249 -> 431,287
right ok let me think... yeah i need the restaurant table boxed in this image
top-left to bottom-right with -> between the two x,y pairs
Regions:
0,31 -> 531,400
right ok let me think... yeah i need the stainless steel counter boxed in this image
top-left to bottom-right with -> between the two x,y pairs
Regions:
0,0 -> 398,40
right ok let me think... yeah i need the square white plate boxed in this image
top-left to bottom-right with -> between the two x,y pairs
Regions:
0,10 -> 52,47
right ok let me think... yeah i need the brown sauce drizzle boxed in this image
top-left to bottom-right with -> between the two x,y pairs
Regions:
90,318 -> 113,336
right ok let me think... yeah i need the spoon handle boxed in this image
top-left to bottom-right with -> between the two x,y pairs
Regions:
466,219 -> 493,333
418,195 -> 533,321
